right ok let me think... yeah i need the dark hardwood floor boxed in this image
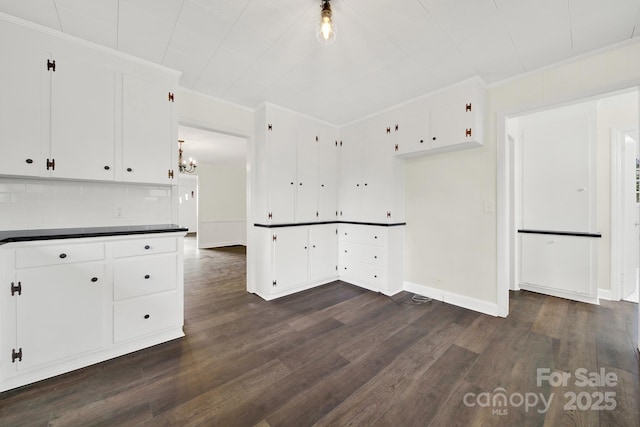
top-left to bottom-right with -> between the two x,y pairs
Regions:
0,236 -> 638,426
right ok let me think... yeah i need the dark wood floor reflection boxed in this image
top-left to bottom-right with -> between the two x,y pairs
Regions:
0,236 -> 638,426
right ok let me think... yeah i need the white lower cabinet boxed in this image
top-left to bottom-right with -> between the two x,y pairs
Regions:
114,291 -> 179,343
519,233 -> 597,303
0,232 -> 185,392
254,224 -> 338,299
339,224 -> 404,295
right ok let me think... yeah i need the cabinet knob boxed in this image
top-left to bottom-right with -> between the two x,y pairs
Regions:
304,246 -> 308,249
364,183 -> 368,186
144,274 -> 150,279
25,158 -> 33,164
59,253 -> 67,259
91,277 -> 98,283
356,184 -> 360,187
313,245 -> 316,248
299,183 -> 302,186
432,137 -> 437,141
374,236 -> 378,239
144,245 -> 150,250
290,182 -> 294,185
419,140 -> 424,144
104,165 -> 110,170
144,314 -> 150,319
126,168 -> 133,172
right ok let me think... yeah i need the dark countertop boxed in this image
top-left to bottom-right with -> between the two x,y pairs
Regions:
0,224 -> 189,245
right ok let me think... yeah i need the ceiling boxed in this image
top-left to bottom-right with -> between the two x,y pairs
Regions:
178,125 -> 246,168
1,0 -> 639,125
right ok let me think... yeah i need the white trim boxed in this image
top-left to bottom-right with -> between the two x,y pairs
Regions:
598,288 -> 614,301
403,281 -> 500,317
487,38 -> 640,90
177,118 -> 252,140
179,87 -> 255,113
257,102 -> 340,129
0,12 -> 181,77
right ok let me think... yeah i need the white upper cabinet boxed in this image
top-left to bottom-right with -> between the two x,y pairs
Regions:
394,103 -> 429,155
49,52 -> 116,181
254,104 -> 339,225
0,23 -> 47,177
338,122 -> 364,221
262,106 -> 297,224
0,17 -> 179,185
317,127 -> 339,221
395,77 -> 486,158
121,74 -> 175,185
296,116 -> 320,222
338,117 -> 404,223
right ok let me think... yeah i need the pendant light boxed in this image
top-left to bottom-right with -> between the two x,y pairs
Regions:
316,0 -> 336,45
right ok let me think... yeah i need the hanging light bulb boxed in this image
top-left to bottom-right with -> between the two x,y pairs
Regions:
316,0 -> 336,45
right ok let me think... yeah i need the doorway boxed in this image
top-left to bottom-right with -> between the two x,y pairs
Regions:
177,125 -> 248,249
500,88 -> 639,306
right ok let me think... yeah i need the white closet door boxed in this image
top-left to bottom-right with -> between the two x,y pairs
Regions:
521,107 -> 595,232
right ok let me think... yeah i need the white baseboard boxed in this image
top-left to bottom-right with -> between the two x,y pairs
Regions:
403,281 -> 499,317
598,288 -> 615,301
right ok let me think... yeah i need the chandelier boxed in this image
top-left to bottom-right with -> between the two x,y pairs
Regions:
178,139 -> 197,173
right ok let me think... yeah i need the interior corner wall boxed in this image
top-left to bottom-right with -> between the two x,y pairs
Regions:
405,39 -> 640,310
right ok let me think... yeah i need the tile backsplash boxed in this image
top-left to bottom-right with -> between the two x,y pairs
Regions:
0,177 -> 175,231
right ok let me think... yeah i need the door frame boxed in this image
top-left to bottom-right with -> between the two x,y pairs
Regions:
497,84 -> 640,317
610,128 -> 639,301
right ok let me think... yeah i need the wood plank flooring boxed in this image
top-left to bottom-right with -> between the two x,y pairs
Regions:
0,236 -> 638,426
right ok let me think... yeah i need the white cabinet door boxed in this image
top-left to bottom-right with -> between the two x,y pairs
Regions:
272,227 -> 309,292
309,224 -> 338,281
430,102 -> 458,150
395,103 -> 429,155
338,124 -> 363,221
122,74 -> 174,185
16,262 -> 107,371
362,120 -> 394,223
50,53 -> 116,181
296,118 -> 319,222
520,234 -> 596,299
0,28 -> 47,177
266,108 -> 297,223
317,132 -> 338,221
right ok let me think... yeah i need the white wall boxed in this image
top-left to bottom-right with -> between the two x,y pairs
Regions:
406,39 -> 640,312
195,164 -> 247,248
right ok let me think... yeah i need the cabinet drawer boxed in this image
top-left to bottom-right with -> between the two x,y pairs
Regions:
339,226 -> 387,247
341,261 -> 385,286
112,236 -> 177,258
340,242 -> 385,266
114,292 -> 179,342
114,253 -> 177,300
16,242 -> 104,268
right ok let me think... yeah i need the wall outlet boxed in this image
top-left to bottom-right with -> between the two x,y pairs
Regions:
114,207 -> 124,218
